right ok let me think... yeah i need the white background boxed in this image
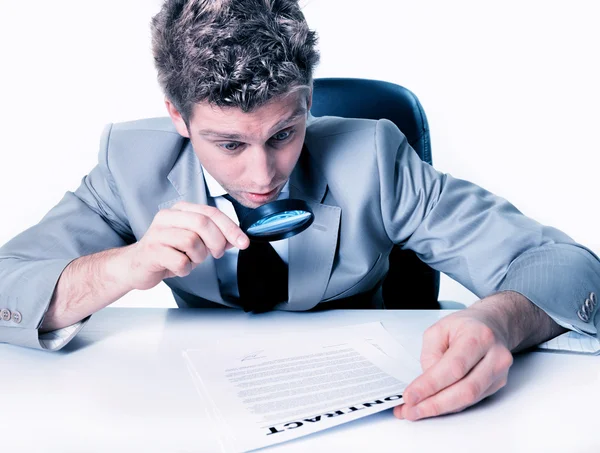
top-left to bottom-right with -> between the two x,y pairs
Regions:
0,0 -> 598,307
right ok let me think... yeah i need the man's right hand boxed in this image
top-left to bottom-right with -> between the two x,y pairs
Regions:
124,201 -> 250,290
41,201 -> 249,332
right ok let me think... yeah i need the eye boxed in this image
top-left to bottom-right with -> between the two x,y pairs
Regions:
271,129 -> 294,142
219,142 -> 242,151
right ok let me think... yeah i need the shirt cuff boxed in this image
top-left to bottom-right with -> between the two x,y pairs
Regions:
38,317 -> 88,351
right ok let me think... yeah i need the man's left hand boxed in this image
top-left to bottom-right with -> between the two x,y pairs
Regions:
394,294 -> 517,421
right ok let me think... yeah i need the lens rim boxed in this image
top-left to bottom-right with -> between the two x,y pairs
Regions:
240,199 -> 315,242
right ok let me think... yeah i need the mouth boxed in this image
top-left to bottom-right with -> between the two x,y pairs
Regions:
242,186 -> 281,205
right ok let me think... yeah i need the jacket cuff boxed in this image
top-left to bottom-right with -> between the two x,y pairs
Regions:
0,258 -> 79,350
498,243 -> 600,337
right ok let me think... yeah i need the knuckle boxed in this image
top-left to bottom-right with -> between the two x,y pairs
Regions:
495,350 -> 514,373
194,214 -> 210,230
407,383 -> 424,401
424,400 -> 442,418
462,382 -> 481,402
417,382 -> 435,400
464,335 -> 482,351
478,325 -> 496,346
175,255 -> 189,271
497,377 -> 508,389
198,247 -> 209,263
182,232 -> 197,249
197,246 -> 209,262
449,357 -> 469,380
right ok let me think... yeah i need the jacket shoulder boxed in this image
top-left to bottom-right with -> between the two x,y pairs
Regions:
306,115 -> 378,139
102,117 -> 186,182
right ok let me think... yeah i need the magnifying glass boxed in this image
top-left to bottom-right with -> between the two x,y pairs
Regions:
239,199 -> 315,242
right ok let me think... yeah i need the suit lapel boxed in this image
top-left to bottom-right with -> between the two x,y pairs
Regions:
156,125 -> 341,311
279,145 -> 341,311
157,139 -> 223,304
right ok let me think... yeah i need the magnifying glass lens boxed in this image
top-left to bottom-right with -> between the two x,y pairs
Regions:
239,199 -> 315,242
247,210 -> 313,236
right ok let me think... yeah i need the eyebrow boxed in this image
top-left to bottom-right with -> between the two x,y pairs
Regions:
197,105 -> 307,141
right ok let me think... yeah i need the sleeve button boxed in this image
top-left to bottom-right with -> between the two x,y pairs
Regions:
1,309 -> 12,321
577,308 -> 590,323
11,311 -> 22,324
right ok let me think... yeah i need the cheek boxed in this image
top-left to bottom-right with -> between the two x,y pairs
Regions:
278,135 -> 305,172
281,152 -> 299,172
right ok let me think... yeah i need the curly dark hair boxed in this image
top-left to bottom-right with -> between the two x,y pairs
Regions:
151,0 -> 320,124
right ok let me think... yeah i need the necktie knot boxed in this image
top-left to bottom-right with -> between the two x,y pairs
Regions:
223,194 -> 252,221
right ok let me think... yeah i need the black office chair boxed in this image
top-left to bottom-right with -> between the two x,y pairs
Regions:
311,78 -> 441,309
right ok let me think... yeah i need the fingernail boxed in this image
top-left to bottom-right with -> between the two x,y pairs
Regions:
393,407 -> 404,419
237,235 -> 248,246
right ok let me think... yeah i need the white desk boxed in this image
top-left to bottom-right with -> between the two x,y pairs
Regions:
1,308 -> 598,453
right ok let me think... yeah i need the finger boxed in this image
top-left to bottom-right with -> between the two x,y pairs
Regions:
401,324 -> 449,406
170,202 -> 250,249
166,211 -> 228,258
157,203 -> 247,250
440,375 -> 509,417
156,209 -> 238,258
393,403 -> 405,419
395,375 -> 508,421
420,324 -> 450,372
404,326 -> 495,406
404,346 -> 512,421
478,373 -> 509,402
158,246 -> 193,278
155,228 -> 209,264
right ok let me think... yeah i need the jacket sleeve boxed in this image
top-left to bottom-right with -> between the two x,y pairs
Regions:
375,119 -> 600,338
0,124 -> 134,350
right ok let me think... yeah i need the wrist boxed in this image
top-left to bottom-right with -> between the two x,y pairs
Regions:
469,294 -> 515,350
105,244 -> 138,293
41,246 -> 136,331
472,291 -> 565,352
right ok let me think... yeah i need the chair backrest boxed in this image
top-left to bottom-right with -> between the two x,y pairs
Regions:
311,78 -> 440,309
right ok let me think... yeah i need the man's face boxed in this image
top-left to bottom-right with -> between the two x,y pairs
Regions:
167,91 -> 310,209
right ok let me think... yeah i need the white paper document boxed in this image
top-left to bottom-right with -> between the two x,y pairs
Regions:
183,322 -> 421,452
537,330 -> 600,355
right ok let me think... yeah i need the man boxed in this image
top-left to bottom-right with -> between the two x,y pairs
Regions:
0,0 -> 598,423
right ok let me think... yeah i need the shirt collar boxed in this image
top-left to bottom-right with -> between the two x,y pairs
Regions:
202,166 -> 290,198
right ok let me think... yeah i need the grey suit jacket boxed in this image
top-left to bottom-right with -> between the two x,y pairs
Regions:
1,115 -> 599,350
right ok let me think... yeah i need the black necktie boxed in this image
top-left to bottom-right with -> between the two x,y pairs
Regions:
223,194 -> 288,313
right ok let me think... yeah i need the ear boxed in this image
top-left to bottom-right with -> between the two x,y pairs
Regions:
306,90 -> 313,113
164,98 -> 190,138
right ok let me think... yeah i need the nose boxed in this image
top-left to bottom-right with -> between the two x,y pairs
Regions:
246,146 -> 275,189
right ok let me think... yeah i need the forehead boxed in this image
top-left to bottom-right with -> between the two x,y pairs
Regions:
191,92 -> 308,140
